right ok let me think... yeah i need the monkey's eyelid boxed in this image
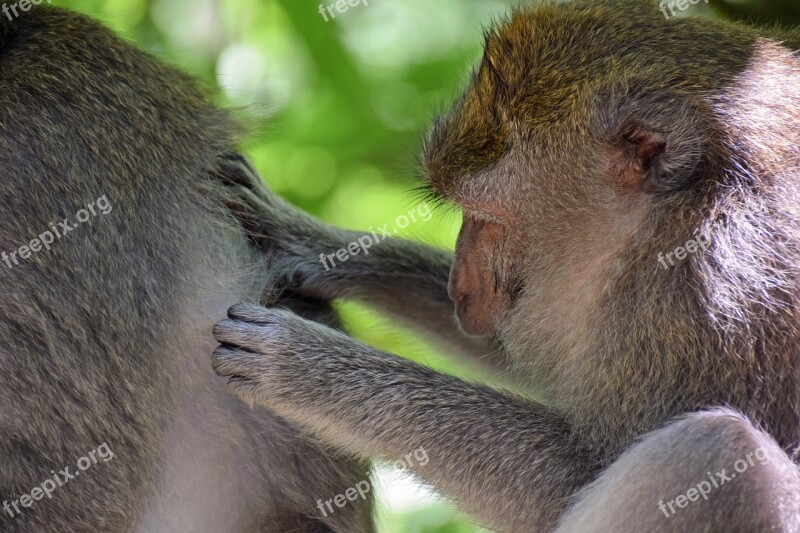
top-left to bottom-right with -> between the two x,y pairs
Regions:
412,181 -> 440,198
409,184 -> 454,212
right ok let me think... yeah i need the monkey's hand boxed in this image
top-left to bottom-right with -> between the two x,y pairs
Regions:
211,303 -> 364,411
215,154 -> 343,292
212,302 -> 471,440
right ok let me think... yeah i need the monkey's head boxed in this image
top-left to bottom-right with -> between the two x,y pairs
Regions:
424,0 -> 800,375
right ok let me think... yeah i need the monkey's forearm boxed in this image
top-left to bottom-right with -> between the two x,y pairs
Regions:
284,361 -> 593,530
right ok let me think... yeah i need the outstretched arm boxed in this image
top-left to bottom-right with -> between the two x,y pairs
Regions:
212,304 -> 599,532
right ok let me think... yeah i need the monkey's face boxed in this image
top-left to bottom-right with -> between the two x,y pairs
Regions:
433,135 -> 647,342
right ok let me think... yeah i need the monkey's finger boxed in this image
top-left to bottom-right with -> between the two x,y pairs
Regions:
213,317 -> 265,344
211,345 -> 270,379
227,303 -> 287,324
223,186 -> 278,235
216,153 -> 263,189
226,183 -> 275,213
213,318 -> 291,355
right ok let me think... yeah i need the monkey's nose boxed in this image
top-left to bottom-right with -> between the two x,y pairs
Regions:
447,262 -> 467,304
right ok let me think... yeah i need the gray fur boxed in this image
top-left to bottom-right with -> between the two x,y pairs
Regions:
0,7 -> 372,533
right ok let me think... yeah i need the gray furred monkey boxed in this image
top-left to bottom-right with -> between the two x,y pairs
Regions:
213,0 -> 800,531
0,6 -> 372,533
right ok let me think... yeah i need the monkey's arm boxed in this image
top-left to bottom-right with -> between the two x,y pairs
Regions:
212,304 -> 599,532
219,155 -> 507,374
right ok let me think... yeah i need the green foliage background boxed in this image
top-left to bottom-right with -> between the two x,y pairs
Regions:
48,0 -> 799,531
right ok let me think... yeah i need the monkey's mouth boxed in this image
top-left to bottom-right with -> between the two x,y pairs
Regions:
454,296 -> 497,336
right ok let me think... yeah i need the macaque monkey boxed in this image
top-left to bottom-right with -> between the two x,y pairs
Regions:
0,7 -> 372,532
213,0 -> 800,531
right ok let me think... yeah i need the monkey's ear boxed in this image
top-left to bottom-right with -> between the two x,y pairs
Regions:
607,90 -> 707,194
618,124 -> 667,191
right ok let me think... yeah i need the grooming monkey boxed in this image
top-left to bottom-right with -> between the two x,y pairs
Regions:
213,0 -> 800,531
0,7 -> 373,532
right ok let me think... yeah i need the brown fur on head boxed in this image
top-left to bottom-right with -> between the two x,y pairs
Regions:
424,0 -> 800,453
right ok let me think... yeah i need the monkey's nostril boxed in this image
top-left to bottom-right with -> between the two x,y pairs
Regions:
448,274 -> 471,305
